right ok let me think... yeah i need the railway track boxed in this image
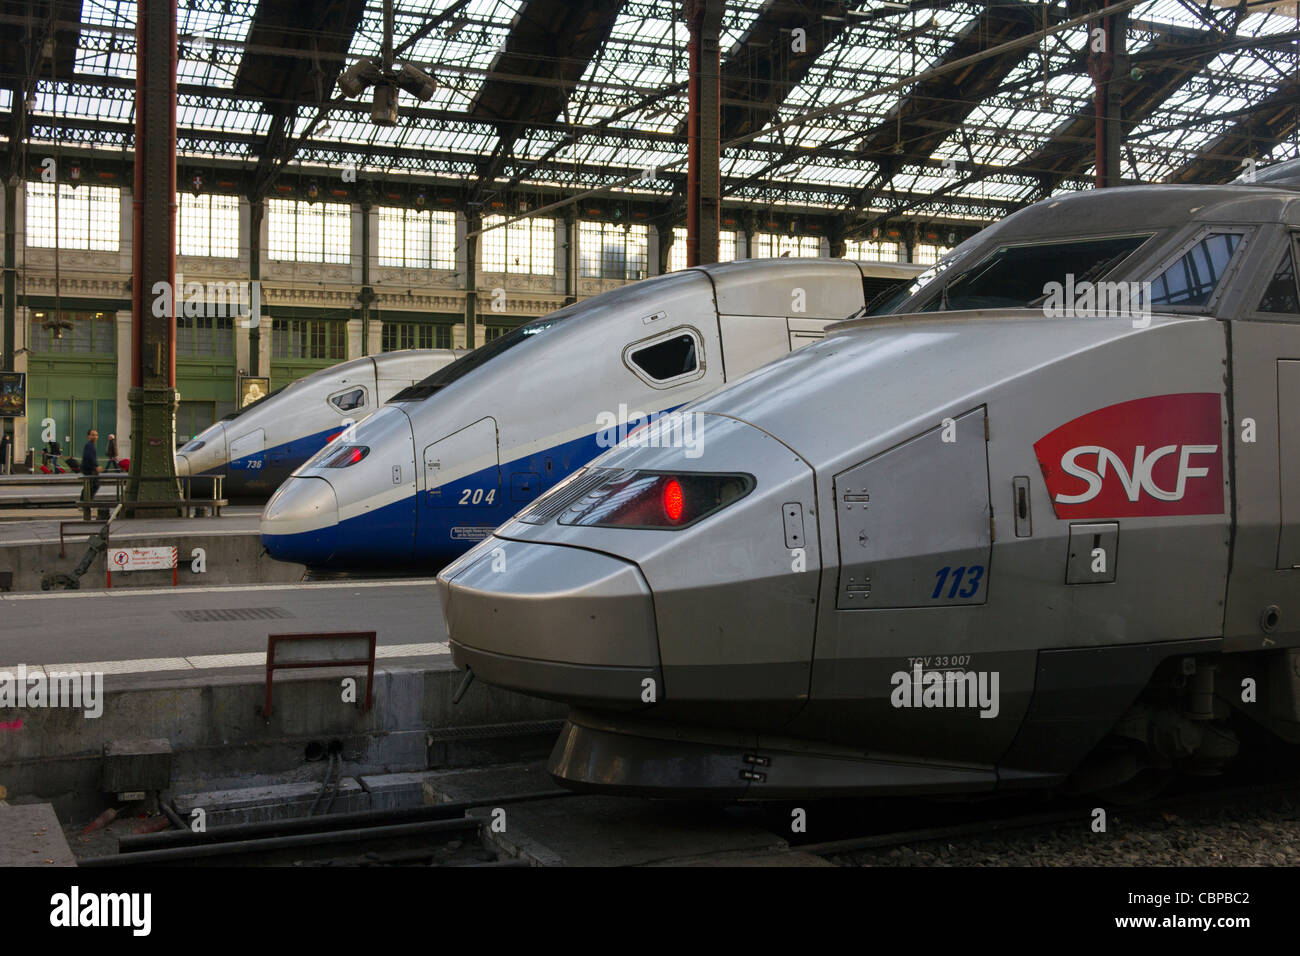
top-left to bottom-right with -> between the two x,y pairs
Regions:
781,776 -> 1300,863
78,763 -> 1300,866
80,788 -> 574,867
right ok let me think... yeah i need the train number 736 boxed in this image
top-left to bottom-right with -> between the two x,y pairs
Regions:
932,565 -> 984,600
458,487 -> 496,506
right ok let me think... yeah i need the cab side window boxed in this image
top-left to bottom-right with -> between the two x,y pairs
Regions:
330,388 -> 366,412
1149,232 -> 1242,308
1257,244 -> 1300,314
630,333 -> 698,381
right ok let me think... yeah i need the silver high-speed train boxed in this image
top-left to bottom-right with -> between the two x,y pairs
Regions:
176,349 -> 459,497
439,176 -> 1300,800
260,259 -> 924,567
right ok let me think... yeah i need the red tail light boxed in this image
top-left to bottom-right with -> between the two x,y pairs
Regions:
558,471 -> 754,530
662,479 -> 684,522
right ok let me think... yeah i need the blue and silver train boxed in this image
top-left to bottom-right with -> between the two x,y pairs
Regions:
175,349 -> 460,497
260,259 -> 924,567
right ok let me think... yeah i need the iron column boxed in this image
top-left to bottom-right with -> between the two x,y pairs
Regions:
127,0 -> 182,513
684,0 -> 723,266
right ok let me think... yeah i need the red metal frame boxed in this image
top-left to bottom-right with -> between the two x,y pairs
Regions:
263,631 -> 377,718
59,520 -> 109,558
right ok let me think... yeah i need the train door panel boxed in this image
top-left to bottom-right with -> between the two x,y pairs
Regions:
422,417 -> 501,509
418,417 -> 500,557
228,428 -> 265,470
833,406 -> 991,610
791,406 -> 1023,766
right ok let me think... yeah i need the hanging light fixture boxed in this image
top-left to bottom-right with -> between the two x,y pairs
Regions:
42,315 -> 73,339
336,0 -> 437,128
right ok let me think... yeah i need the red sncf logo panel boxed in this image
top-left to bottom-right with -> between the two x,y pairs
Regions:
1033,393 -> 1225,519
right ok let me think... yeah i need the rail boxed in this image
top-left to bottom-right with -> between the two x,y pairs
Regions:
0,473 -> 225,518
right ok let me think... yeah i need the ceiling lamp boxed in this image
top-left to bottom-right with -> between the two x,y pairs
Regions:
337,0 -> 437,128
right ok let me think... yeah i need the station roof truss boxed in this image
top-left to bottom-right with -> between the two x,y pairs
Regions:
1,0 -> 1298,231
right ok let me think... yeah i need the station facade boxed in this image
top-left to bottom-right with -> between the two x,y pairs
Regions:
1,179 -> 944,466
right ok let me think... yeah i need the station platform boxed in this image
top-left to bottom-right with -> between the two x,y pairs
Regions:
0,505 -> 304,592
0,579 -> 566,817
0,802 -> 76,866
1,577 -> 443,679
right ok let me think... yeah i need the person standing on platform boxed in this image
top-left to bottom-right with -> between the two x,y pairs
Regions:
81,429 -> 101,519
106,433 -> 119,471
0,431 -> 11,474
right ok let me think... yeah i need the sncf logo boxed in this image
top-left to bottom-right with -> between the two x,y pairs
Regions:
1034,393 -> 1225,518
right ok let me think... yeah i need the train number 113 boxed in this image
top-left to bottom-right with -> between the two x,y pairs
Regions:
932,565 -> 984,600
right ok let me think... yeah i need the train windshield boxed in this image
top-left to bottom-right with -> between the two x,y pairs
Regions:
388,320 -> 566,402
914,234 -> 1153,312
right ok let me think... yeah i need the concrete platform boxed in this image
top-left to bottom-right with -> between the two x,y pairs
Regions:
0,506 -> 304,592
0,579 -> 566,817
0,803 -> 77,866
0,577 -> 443,673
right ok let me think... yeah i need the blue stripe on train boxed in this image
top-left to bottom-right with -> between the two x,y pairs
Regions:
261,424 -> 639,569
198,426 -> 341,495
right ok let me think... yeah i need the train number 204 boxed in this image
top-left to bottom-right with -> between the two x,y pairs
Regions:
459,487 -> 496,505
932,565 -> 984,600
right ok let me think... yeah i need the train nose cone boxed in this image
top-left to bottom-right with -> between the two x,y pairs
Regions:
261,476 -> 340,565
439,539 -> 660,710
175,453 -> 190,476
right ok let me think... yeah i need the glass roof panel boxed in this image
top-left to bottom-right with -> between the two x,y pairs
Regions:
3,0 -> 1290,227
350,0 -> 528,114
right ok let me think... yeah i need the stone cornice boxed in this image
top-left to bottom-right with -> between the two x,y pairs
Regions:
19,273 -> 128,297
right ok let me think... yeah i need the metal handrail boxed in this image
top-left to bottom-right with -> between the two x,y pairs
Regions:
0,473 -> 226,518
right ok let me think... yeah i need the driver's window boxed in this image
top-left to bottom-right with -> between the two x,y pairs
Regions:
1256,240 -> 1300,316
329,387 -> 367,412
1148,232 -> 1242,308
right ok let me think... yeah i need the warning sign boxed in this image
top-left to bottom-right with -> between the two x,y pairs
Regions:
109,547 -> 178,572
